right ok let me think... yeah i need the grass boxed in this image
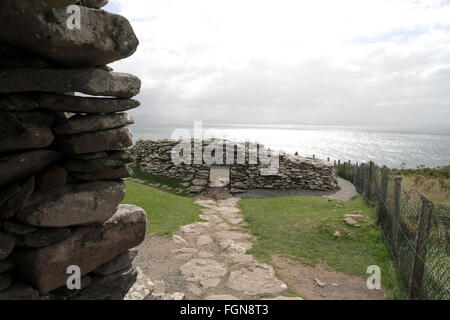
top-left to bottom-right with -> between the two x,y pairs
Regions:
129,165 -> 189,196
122,180 -> 203,236
239,194 -> 403,298
393,165 -> 449,211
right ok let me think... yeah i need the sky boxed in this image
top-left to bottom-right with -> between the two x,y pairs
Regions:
104,0 -> 450,129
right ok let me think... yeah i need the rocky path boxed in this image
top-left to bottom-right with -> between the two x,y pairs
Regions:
135,187 -> 300,300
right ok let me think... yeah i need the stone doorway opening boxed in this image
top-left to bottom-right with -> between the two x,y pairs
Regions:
209,166 -> 230,188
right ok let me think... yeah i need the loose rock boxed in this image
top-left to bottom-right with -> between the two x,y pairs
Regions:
180,259 -> 227,282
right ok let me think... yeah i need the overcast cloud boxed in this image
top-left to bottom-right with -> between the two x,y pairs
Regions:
104,0 -> 450,129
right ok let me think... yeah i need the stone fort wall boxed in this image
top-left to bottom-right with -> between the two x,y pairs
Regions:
133,139 -> 339,194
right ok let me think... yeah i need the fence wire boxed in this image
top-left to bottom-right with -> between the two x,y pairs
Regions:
335,161 -> 449,300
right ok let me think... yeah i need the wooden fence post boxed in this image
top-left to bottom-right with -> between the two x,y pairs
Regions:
360,164 -> 366,196
337,160 -> 341,177
391,176 -> 402,256
353,164 -> 358,185
377,166 -> 389,224
366,161 -> 374,201
408,195 -> 434,300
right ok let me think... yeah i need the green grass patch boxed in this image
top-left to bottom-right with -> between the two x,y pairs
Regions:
129,165 -> 189,196
239,195 -> 402,298
122,180 -> 202,236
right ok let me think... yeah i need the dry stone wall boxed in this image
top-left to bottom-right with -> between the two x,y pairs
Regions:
0,0 -> 147,300
133,139 -> 338,193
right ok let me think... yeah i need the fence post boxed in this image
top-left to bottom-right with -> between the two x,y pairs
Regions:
361,164 -> 366,197
377,166 -> 389,224
408,196 -> 434,300
337,160 -> 341,177
366,161 -> 374,201
353,164 -> 358,186
343,161 -> 346,179
391,176 -> 402,256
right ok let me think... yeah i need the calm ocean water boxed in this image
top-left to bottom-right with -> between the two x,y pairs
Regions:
132,124 -> 450,169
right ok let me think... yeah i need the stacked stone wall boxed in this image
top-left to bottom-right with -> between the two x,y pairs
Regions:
0,0 -> 147,300
133,139 -> 338,194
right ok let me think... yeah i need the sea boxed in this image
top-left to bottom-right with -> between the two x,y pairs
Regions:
132,124 -> 450,169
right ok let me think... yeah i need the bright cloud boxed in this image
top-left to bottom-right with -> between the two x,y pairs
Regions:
104,0 -> 450,128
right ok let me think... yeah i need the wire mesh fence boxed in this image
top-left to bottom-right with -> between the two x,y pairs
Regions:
335,160 -> 449,300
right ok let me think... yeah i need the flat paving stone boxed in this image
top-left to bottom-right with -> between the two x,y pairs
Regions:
227,263 -> 288,296
180,222 -> 212,235
215,231 -> 251,241
180,259 -> 227,282
206,295 -> 239,300
196,235 -> 213,248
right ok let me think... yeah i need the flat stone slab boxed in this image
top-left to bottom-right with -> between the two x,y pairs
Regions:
0,1 -> 138,67
206,295 -> 239,300
71,165 -> 132,182
35,93 -> 140,114
0,283 -> 39,300
0,111 -> 54,153
180,259 -> 227,282
54,113 -> 134,135
194,199 -> 217,208
94,249 -> 138,276
0,176 -> 35,220
0,150 -> 60,188
227,263 -> 287,296
148,292 -> 185,300
14,204 -> 146,294
0,232 -> 16,260
200,277 -> 221,288
56,127 -> 133,155
64,151 -> 133,173
16,181 -> 126,227
180,222 -> 212,235
196,235 -> 213,248
214,231 -> 251,241
199,213 -> 223,224
0,69 -> 140,98
0,94 -> 38,112
219,239 -> 253,254
16,228 -> 71,248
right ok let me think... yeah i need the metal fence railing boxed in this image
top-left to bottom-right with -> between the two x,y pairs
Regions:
335,160 -> 449,300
